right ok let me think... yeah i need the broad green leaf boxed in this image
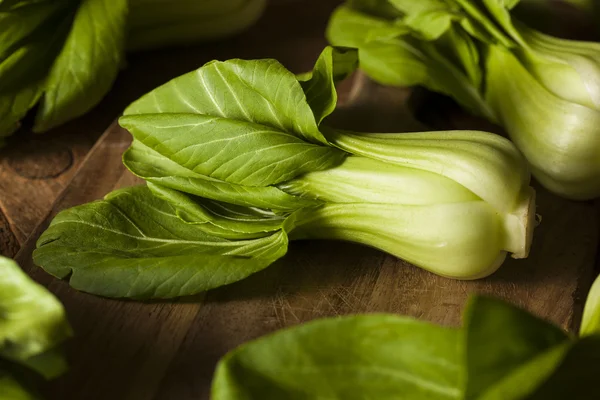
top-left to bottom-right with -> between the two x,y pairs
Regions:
463,296 -> 569,400
122,56 -> 328,145
298,46 -> 358,124
0,370 -> 40,400
119,113 -> 345,187
0,256 -> 71,379
211,314 -> 461,400
33,185 -> 288,299
472,341 -> 569,400
33,0 -> 128,132
148,183 -> 286,239
580,275 -> 600,336
123,140 -> 321,211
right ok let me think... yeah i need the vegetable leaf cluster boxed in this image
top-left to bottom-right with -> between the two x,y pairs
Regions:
33,46 -> 535,299
327,0 -> 600,200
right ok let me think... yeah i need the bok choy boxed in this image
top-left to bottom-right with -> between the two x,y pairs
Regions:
0,256 -> 72,399
210,274 -> 600,400
32,46 -> 536,300
0,0 -> 266,141
327,0 -> 600,200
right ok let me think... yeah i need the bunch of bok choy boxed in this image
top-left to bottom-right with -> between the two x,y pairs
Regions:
327,0 -> 600,200
210,274 -> 600,399
0,0 -> 266,141
32,46 -> 537,300
0,256 -> 72,399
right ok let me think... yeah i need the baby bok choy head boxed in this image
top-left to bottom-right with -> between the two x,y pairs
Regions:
327,0 -> 600,200
32,46 -> 536,300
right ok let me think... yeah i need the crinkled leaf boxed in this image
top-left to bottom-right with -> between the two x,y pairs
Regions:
33,0 -> 128,132
33,185 -> 288,299
212,314 -> 461,400
123,140 -> 320,211
122,56 -> 329,145
298,46 -> 358,124
581,275 -> 600,336
463,296 -> 568,399
0,257 -> 71,379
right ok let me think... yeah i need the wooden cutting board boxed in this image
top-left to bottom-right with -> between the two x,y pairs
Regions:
14,68 -> 600,399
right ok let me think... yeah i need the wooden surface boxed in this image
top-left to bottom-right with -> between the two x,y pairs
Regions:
5,1 -> 600,399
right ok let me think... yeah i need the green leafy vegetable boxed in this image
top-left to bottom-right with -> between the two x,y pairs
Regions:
211,275 -> 600,399
0,0 -> 266,139
0,256 -> 72,398
32,0 -> 128,132
326,0 -> 600,200
212,315 -> 462,400
34,46 -> 537,299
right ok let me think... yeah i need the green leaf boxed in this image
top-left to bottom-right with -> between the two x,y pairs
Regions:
581,275 -> 600,336
325,6 -> 494,119
123,140 -> 320,211
148,183 -> 286,239
122,56 -> 328,145
119,113 -> 344,187
33,0 -> 128,132
388,0 -> 460,40
463,296 -> 569,399
0,256 -> 71,379
327,6 -> 430,88
298,46 -> 358,124
211,314 -> 461,400
0,1 -> 73,137
33,185 -> 288,299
